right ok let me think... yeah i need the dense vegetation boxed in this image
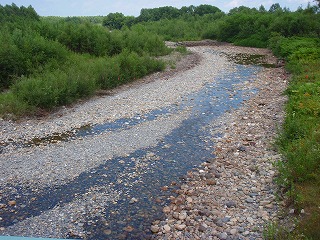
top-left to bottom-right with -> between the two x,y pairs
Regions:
0,2 -> 319,237
0,4 -> 170,117
270,36 -> 320,239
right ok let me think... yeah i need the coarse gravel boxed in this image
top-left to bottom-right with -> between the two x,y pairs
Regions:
0,44 -> 288,239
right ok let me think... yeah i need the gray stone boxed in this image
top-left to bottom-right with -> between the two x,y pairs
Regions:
226,201 -> 237,208
218,232 -> 228,240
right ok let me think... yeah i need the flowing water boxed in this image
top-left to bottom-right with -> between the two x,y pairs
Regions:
0,53 -> 263,239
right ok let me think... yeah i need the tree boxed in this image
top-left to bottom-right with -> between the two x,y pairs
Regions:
193,4 -> 221,16
269,3 -> 282,13
259,5 -> 267,12
103,12 -> 126,30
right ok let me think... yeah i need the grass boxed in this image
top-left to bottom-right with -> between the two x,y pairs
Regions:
272,37 -> 320,240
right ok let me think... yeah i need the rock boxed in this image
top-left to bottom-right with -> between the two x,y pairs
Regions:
179,211 -> 187,220
265,203 -> 273,209
225,201 -> 237,208
103,230 -> 112,235
237,146 -> 246,152
246,198 -> 254,203
247,217 -> 254,224
123,226 -> 134,232
163,225 -> 171,232
151,225 -> 160,233
175,224 -> 186,230
218,232 -> 228,240
230,228 -> 237,235
129,197 -> 138,204
206,179 -> 217,185
289,209 -> 295,214
215,219 -> 224,227
301,209 -> 305,214
198,210 -> 211,217
260,200 -> 270,206
8,200 -> 16,206
0,204 -> 6,209
198,224 -> 207,232
186,197 -> 193,203
163,206 -> 171,213
214,172 -> 222,178
173,212 -> 179,219
222,217 -> 230,223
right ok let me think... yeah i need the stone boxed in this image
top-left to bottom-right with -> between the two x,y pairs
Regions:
163,206 -> 171,213
260,200 -> 270,206
123,226 -> 134,232
129,197 -> 138,204
206,179 -> 217,185
246,198 -> 254,203
8,200 -> 16,206
225,201 -> 237,208
186,197 -> 193,203
103,230 -> 112,235
230,228 -> 237,235
175,224 -> 186,230
237,146 -> 246,152
151,225 -> 160,233
163,225 -> 171,232
222,217 -> 230,223
215,219 -> 224,227
179,211 -> 187,220
265,203 -> 273,209
218,232 -> 228,240
198,224 -> 207,232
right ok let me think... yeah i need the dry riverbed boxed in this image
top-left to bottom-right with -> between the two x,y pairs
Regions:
0,44 -> 288,239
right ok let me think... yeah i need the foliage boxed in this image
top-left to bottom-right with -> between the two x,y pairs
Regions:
0,3 -> 169,117
272,37 -> 320,239
103,12 -> 128,29
129,4 -> 320,48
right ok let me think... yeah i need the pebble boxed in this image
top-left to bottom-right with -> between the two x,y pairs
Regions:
179,211 -> 187,220
163,225 -> 171,232
8,200 -> 16,206
0,45 -> 287,240
230,228 -> 237,235
218,232 -> 228,240
151,225 -> 160,233
175,224 -> 186,230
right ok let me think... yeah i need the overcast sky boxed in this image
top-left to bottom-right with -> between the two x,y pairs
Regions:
0,0 -> 312,16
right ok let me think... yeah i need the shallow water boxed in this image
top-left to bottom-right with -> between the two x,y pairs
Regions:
0,59 -> 261,239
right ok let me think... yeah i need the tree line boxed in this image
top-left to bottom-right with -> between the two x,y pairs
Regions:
0,3 -> 171,116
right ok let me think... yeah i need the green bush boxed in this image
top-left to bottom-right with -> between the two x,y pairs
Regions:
0,92 -> 33,118
274,37 -> 320,238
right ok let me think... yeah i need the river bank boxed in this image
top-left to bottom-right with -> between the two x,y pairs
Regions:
0,44 -> 288,239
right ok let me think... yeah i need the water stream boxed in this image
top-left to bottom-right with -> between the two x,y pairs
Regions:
0,56 -> 262,239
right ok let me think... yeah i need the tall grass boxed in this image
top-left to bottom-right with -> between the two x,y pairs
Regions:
271,36 -> 320,239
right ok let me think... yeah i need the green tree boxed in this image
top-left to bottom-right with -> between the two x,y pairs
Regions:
269,3 -> 282,13
194,4 -> 221,16
103,12 -> 126,30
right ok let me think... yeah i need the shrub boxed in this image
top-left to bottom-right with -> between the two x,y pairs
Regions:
0,92 -> 34,118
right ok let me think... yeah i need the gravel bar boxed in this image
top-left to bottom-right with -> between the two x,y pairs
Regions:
0,44 -> 288,239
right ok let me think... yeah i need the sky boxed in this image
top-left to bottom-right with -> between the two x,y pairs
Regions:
0,0 -> 313,16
